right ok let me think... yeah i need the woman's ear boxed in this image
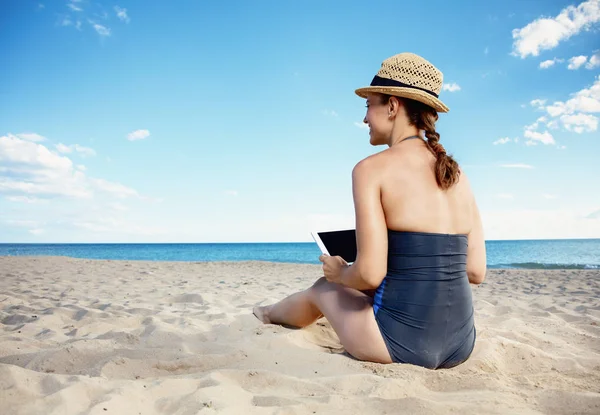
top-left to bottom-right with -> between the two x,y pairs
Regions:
388,96 -> 402,117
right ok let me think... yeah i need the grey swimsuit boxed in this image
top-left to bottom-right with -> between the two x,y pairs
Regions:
372,229 -> 476,369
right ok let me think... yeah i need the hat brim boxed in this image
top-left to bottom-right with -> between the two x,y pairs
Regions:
355,86 -> 449,113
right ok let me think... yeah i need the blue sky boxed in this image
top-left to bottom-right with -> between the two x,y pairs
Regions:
1,0 -> 599,242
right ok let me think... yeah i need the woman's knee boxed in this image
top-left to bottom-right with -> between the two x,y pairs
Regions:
308,277 -> 335,302
312,276 -> 328,288
311,277 -> 340,295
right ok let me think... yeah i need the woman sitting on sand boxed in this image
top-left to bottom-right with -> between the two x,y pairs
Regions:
254,53 -> 486,369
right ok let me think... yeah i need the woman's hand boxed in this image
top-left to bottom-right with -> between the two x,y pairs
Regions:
318,254 -> 349,284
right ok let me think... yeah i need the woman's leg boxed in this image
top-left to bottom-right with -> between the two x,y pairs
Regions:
253,277 -> 392,364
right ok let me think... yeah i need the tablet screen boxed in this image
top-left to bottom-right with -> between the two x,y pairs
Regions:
314,229 -> 357,263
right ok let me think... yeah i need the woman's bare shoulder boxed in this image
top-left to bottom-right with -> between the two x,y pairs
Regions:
353,150 -> 390,174
456,168 -> 475,196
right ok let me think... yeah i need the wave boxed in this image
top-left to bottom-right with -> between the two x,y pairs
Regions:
490,262 -> 600,270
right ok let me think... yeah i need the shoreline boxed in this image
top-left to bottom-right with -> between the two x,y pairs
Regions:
1,255 -> 599,270
2,236 -> 600,243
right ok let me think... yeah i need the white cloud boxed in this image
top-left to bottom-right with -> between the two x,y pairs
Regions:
75,21 -> 82,30
74,145 -> 95,157
527,75 -> 600,136
114,6 -> 130,23
127,129 -> 150,141
565,52 -> 600,70
56,143 -> 97,157
493,137 -> 511,145
560,113 -> 598,133
500,163 -> 535,169
29,228 -> 45,235
525,116 -> 548,131
1,136 -> 73,173
530,99 -> 547,108
511,0 -> 600,58
442,83 -> 461,92
567,75 -> 600,112
67,3 -> 82,12
568,55 -> 588,70
558,145 -> 567,150
0,133 -> 141,201
539,58 -> 563,69
16,133 -> 46,142
543,194 -> 558,199
524,130 -> 555,145
0,134 -> 90,198
354,122 -> 368,130
55,143 -> 72,153
545,75 -> 600,116
91,22 -> 110,37
224,190 -> 238,197
586,51 -> 600,68
545,103 -> 565,117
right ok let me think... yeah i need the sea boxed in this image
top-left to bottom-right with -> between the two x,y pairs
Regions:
0,239 -> 599,269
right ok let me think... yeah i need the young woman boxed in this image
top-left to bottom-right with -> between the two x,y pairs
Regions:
253,53 -> 486,369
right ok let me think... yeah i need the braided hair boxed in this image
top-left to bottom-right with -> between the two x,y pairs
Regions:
383,95 -> 460,190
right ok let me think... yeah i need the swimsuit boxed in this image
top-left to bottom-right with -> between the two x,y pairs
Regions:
373,230 -> 476,369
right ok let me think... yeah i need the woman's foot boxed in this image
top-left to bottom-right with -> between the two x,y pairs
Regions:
253,305 -> 272,324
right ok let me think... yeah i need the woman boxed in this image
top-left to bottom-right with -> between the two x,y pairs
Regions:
253,53 -> 486,369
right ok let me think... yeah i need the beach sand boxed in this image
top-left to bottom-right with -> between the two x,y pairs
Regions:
1,256 -> 599,415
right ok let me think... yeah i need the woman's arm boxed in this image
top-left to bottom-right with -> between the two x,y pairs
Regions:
339,157 -> 388,290
464,175 -> 487,284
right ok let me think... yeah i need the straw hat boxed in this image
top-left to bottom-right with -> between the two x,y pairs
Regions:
355,52 -> 449,113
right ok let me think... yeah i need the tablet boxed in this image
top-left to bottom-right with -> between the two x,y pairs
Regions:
311,228 -> 357,264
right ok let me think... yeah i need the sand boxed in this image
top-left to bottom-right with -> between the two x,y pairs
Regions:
0,256 -> 599,415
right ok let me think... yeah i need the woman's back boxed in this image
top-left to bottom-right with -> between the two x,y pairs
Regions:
378,141 -> 474,236
367,138 -> 486,286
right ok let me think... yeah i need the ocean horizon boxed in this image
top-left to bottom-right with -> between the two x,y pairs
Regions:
1,238 -> 599,270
